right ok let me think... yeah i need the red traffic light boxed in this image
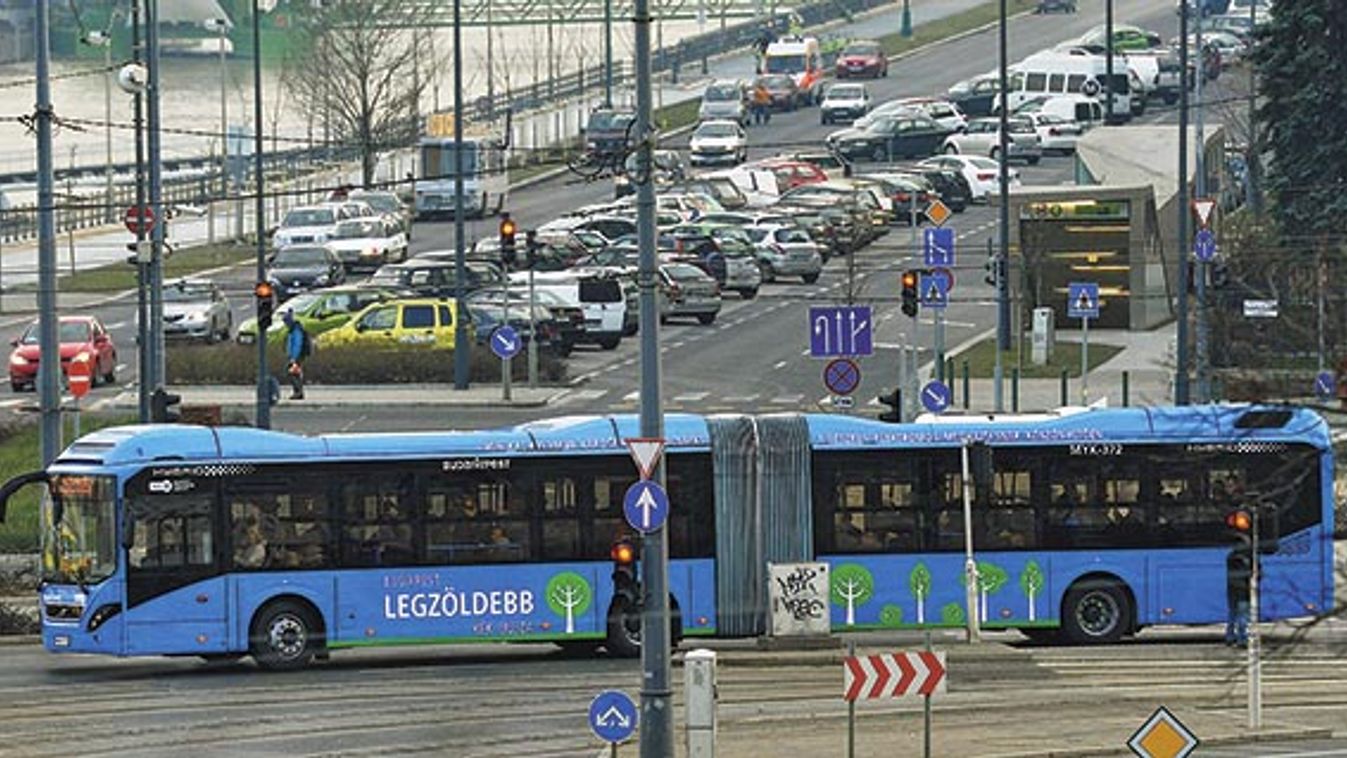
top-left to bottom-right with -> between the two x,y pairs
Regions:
610,539 -> 636,565
1225,510 -> 1252,532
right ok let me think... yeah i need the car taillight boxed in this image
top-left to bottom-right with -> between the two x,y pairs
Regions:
977,172 -> 995,181
1048,127 -> 1061,136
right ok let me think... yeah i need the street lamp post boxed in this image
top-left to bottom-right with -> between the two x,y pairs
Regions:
205,17 -> 231,243
901,0 -> 912,38
80,29 -> 115,224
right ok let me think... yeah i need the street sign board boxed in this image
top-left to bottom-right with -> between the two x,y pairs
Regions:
1126,706 -> 1198,758
67,360 -> 92,399
588,689 -> 638,744
1067,282 -> 1100,319
1193,229 -> 1216,262
930,266 -> 954,294
831,395 -> 855,409
920,381 -> 951,414
823,357 -> 861,396
1191,198 -> 1216,229
918,272 -> 948,309
809,306 -> 872,357
922,227 -> 955,267
625,437 -> 665,481
925,199 -> 952,227
623,480 -> 669,533
123,205 -> 155,235
489,325 -> 522,360
1243,300 -> 1278,318
1315,371 -> 1336,400
843,652 -> 947,701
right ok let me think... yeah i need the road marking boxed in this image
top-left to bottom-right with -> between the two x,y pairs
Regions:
115,363 -> 127,374
0,399 -> 22,408
770,394 -> 804,404
673,391 -> 709,403
772,360 -> 788,370
105,321 -> 127,330
340,414 -> 368,433
622,391 -> 640,402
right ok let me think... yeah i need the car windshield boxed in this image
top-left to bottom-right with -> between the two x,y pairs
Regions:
844,43 -> 880,56
711,227 -> 753,244
354,194 -> 400,213
696,123 -> 738,138
760,75 -> 793,89
163,282 -> 214,302
764,54 -> 806,74
333,220 -> 384,239
1008,119 -> 1035,133
865,117 -> 897,133
666,263 -> 709,281
704,84 -> 740,101
274,248 -> 330,266
22,321 -> 91,345
283,209 -> 334,227
43,475 -> 118,585
829,85 -> 866,99
588,111 -> 634,132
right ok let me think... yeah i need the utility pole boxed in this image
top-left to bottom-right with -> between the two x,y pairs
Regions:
486,0 -> 495,110
1194,8 -> 1209,403
604,0 -> 614,107
35,0 -> 60,466
996,0 -> 1010,413
452,0 -> 471,390
252,0 -> 270,428
147,0 -> 166,393
634,0 -> 672,750
1245,0 -> 1261,214
1174,0 -> 1191,405
1105,0 -> 1115,123
132,0 -> 150,423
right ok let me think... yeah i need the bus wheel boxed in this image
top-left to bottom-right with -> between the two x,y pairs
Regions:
606,600 -> 642,658
250,600 -> 321,671
1061,579 -> 1129,645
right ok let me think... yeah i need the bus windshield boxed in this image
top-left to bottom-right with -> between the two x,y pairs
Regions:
765,54 -> 806,74
422,142 -> 478,179
44,474 -> 117,585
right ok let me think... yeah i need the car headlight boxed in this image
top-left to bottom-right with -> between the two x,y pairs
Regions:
10,354 -> 27,366
316,274 -> 331,285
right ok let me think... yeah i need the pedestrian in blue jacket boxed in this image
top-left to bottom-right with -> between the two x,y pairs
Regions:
283,310 -> 309,400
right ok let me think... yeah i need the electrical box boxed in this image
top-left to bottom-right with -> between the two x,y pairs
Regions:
684,648 -> 718,758
1032,306 -> 1056,366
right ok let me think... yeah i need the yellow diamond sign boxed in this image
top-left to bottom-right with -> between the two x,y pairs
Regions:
925,199 -> 952,227
1127,706 -> 1198,758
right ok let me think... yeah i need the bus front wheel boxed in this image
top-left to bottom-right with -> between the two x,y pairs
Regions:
1061,579 -> 1130,645
250,599 -> 322,671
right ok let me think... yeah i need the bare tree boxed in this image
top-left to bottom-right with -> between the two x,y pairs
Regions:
285,1 -> 437,186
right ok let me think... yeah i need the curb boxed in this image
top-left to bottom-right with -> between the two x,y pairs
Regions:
96,387 -> 571,411
979,727 -> 1336,758
0,634 -> 39,646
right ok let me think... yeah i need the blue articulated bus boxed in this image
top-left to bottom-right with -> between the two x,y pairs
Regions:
0,405 -> 1333,670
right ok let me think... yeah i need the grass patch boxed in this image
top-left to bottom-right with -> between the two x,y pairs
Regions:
655,98 -> 702,134
0,415 -> 133,553
879,0 -> 1036,58
952,336 -> 1124,379
29,242 -> 255,294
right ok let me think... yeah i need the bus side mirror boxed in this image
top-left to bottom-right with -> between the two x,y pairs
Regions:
0,470 -> 48,524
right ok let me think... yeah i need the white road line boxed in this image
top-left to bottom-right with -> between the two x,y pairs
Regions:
106,321 -> 127,330
772,360 -> 788,370
722,394 -> 759,403
0,399 -> 22,408
622,391 -> 640,402
673,391 -> 709,402
770,394 -> 804,404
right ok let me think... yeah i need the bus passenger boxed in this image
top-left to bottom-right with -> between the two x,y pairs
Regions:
235,518 -> 268,568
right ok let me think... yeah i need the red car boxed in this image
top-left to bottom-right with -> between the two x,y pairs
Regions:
834,40 -> 888,79
9,316 -> 118,392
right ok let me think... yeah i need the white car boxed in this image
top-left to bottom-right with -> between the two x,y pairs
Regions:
325,216 -> 409,272
1023,112 -> 1084,153
820,83 -> 872,125
162,278 -> 232,342
942,117 -> 1043,164
917,155 -> 1022,203
689,120 -> 748,166
273,205 -> 339,247
745,224 -> 823,284
856,97 -> 967,132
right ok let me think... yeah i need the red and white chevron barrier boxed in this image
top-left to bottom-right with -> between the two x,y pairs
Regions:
843,652 -> 947,701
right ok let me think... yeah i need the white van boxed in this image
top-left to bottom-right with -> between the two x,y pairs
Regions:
508,271 -> 627,350
761,36 -> 826,104
1003,51 -> 1132,121
1014,94 -> 1105,129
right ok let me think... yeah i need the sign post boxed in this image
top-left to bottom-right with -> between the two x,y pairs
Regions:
922,229 -> 955,385
1192,199 -> 1216,403
1067,282 -> 1099,405
842,650 -> 947,758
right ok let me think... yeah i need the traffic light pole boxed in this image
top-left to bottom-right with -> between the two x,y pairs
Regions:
1248,511 -> 1262,729
34,0 -> 60,466
252,0 -> 270,429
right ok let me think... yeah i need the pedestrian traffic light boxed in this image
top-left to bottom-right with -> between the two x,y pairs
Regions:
255,281 -> 276,330
499,213 -> 518,268
877,388 -> 901,423
150,387 -> 181,423
901,270 -> 920,318
610,537 -> 641,609
525,229 -> 539,269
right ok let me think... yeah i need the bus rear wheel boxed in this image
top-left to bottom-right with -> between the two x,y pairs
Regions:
1061,579 -> 1130,645
250,600 -> 321,671
605,597 -> 683,658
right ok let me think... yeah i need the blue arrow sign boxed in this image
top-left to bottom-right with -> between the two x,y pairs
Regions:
920,381 -> 952,414
809,306 -> 873,357
1315,370 -> 1336,400
919,272 -> 949,309
1194,229 -> 1217,263
923,227 -> 955,267
623,480 -> 669,533
490,325 -> 522,359
1067,282 -> 1100,319
589,690 -> 638,743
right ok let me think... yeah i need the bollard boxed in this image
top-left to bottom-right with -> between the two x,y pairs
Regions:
962,359 -> 970,409
1122,370 -> 1130,407
685,648 -> 717,758
1060,369 -> 1069,407
1012,367 -> 1020,413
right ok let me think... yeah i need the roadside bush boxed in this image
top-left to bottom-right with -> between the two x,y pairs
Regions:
167,343 -> 567,385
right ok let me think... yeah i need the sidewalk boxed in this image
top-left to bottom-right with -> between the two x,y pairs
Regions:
96,384 -> 567,412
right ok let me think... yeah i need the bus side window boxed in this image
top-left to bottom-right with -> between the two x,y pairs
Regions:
1048,73 -> 1065,93
129,493 -> 214,571
339,476 -> 415,567
983,455 -> 1035,551
1066,74 -> 1086,93
1026,72 -> 1048,93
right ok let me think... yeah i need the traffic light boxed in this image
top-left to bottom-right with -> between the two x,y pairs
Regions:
525,229 -> 539,269
877,388 -> 901,423
255,281 -> 276,331
610,537 -> 641,610
499,213 -> 518,268
901,270 -> 920,318
150,388 -> 181,423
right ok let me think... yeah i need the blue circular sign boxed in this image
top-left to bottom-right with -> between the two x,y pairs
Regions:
623,480 -> 670,534
589,689 -> 638,743
920,381 -> 952,414
490,325 -> 522,359
1315,370 -> 1336,400
1194,228 -> 1217,263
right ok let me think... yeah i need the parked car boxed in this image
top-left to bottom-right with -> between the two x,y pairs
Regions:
1022,112 -> 1085,153
854,173 -> 936,225
1037,0 -> 1078,12
829,114 -> 951,163
658,263 -> 722,324
326,217 -> 409,272
507,271 -> 629,350
366,259 -> 506,298
834,39 -> 888,78
317,298 -> 470,350
699,80 -> 749,125
9,315 -> 117,392
744,224 -> 823,283
267,243 -> 347,300
917,155 -> 1022,202
348,189 -> 414,240
467,301 -> 568,356
237,285 -> 403,345
947,74 -> 1001,118
752,159 -> 830,190
942,116 -> 1043,164
820,83 -> 872,125
666,224 -> 763,298
754,74 -> 807,111
468,287 -> 586,355
880,164 -> 974,212
584,107 -> 636,158
689,120 -> 748,166
162,278 -> 232,342
272,205 -> 339,248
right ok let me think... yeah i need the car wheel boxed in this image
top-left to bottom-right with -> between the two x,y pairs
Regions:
697,312 -> 717,325
10,382 -> 23,393
740,287 -> 758,300
221,315 -> 233,342
821,114 -> 829,125
802,273 -> 820,284
102,362 -> 115,385
990,147 -> 1001,160
760,262 -> 776,283
945,144 -> 959,155
598,336 -> 621,350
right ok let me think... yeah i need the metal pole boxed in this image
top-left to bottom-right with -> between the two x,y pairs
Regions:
528,266 -> 539,387
935,310 -> 945,384
996,0 -> 1012,422
35,0 -> 61,466
1245,0 -> 1261,214
104,39 -> 114,224
486,0 -> 495,109
133,0 -> 150,423
634,0 -> 671,747
1175,0 -> 1191,405
1317,248 -> 1326,375
147,0 -> 165,391
452,0 -> 470,390
1194,9 -> 1208,403
923,630 -> 933,758
901,0 -> 912,38
502,262 -> 512,401
252,0 -> 270,428
604,0 -> 614,107
1081,316 -> 1089,404
1105,0 -> 1114,123
219,20 -> 228,241
992,239 -> 1005,412
846,639 -> 856,758
1248,511 -> 1262,730
960,442 -> 980,642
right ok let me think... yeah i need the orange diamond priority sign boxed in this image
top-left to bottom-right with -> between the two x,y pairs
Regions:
1127,706 -> 1198,758
925,199 -> 952,227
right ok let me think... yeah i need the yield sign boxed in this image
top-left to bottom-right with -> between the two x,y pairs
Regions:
1191,198 -> 1216,229
625,437 -> 665,480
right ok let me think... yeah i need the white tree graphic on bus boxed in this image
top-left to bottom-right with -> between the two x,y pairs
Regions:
546,571 -> 593,634
1019,560 -> 1044,621
909,562 -> 932,625
830,563 -> 874,626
